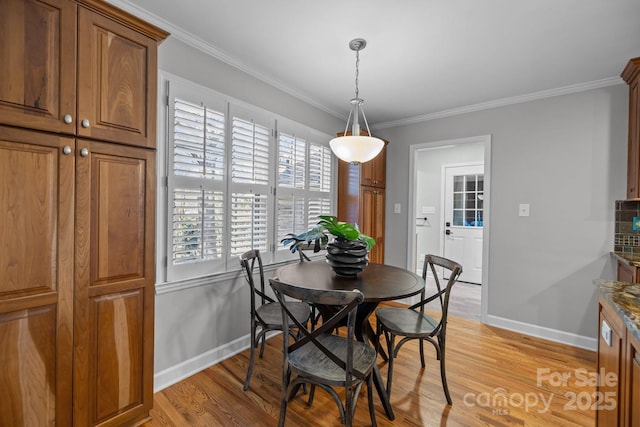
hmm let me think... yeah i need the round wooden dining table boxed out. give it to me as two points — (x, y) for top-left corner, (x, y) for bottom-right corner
(275, 260), (425, 420)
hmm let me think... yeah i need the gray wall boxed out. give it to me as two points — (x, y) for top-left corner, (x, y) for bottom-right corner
(376, 84), (628, 341)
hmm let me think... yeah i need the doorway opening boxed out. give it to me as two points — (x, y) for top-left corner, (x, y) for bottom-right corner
(407, 135), (491, 323)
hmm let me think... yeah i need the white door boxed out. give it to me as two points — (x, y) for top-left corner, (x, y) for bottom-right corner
(443, 164), (484, 284)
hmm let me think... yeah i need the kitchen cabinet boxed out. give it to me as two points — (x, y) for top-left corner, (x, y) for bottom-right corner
(337, 139), (388, 264)
(0, 0), (162, 148)
(617, 260), (638, 283)
(0, 1), (167, 426)
(360, 143), (387, 188)
(597, 294), (626, 426)
(0, 126), (75, 426)
(622, 57), (640, 199)
(597, 288), (640, 427)
(626, 332), (640, 427)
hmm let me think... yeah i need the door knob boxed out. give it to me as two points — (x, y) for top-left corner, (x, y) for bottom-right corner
(63, 114), (73, 124)
(80, 148), (89, 157)
(81, 119), (90, 128)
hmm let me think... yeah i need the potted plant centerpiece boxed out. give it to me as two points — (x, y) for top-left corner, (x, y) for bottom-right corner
(281, 215), (375, 276)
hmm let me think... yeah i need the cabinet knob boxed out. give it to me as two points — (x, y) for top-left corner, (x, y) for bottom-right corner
(80, 147), (89, 157)
(63, 114), (73, 124)
(63, 145), (72, 155)
(81, 119), (91, 128)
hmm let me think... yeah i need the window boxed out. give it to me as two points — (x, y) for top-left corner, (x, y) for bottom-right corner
(163, 76), (334, 282)
(452, 174), (484, 227)
(274, 120), (334, 262)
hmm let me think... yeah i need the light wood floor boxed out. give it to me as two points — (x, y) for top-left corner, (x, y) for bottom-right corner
(144, 310), (596, 426)
(438, 281), (482, 322)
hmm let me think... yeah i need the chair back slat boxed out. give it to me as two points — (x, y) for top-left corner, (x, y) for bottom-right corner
(410, 254), (463, 331)
(269, 278), (366, 379)
(239, 249), (275, 308)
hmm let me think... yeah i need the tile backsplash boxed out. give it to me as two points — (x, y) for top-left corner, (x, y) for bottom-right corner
(615, 200), (640, 253)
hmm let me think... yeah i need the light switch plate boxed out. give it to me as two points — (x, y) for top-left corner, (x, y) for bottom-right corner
(394, 203), (401, 214)
(519, 203), (530, 217)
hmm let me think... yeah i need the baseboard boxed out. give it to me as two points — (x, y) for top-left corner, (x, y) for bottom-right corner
(153, 331), (278, 392)
(486, 315), (597, 352)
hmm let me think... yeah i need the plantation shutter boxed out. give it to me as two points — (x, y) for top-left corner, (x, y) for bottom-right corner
(229, 107), (273, 259)
(307, 142), (333, 227)
(168, 86), (227, 281)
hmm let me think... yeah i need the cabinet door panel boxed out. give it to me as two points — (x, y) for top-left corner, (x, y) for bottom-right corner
(77, 7), (157, 148)
(0, 0), (76, 134)
(597, 310), (624, 426)
(361, 143), (386, 188)
(0, 126), (74, 426)
(627, 335), (640, 427)
(74, 139), (155, 426)
(360, 187), (385, 264)
(92, 289), (144, 424)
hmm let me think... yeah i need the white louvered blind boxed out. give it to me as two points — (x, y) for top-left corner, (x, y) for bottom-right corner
(171, 98), (226, 273)
(307, 197), (332, 229)
(172, 189), (224, 263)
(230, 193), (269, 255)
(174, 99), (225, 180)
(231, 117), (270, 185)
(164, 75), (334, 280)
(278, 132), (306, 189)
(309, 143), (332, 192)
(276, 195), (306, 251)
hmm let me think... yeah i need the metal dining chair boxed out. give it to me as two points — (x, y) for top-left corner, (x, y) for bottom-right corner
(269, 278), (377, 427)
(375, 254), (463, 404)
(239, 249), (311, 391)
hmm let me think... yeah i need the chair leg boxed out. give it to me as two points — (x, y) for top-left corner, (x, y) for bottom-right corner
(384, 331), (395, 399)
(439, 338), (452, 405)
(344, 385), (353, 427)
(243, 323), (257, 391)
(419, 338), (425, 368)
(367, 374), (377, 427)
(278, 368), (291, 427)
(259, 332), (267, 357)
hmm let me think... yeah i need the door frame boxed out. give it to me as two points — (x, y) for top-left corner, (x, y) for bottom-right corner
(407, 135), (491, 323)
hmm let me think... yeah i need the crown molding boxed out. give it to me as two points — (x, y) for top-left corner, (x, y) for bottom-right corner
(372, 76), (624, 130)
(105, 1), (624, 132)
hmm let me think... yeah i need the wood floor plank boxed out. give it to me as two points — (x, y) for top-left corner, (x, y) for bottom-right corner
(143, 310), (596, 426)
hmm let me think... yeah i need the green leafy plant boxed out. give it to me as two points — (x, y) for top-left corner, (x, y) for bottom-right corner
(280, 215), (375, 254)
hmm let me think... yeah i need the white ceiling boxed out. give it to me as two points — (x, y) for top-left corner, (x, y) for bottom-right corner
(110, 0), (640, 128)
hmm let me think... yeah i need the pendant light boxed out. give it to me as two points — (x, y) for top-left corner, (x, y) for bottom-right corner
(329, 38), (384, 164)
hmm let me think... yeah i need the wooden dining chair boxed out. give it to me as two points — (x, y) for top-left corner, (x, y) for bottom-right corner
(239, 249), (311, 391)
(269, 278), (377, 427)
(375, 254), (462, 404)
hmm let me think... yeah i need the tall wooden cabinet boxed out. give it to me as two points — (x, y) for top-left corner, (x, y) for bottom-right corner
(337, 141), (387, 264)
(0, 1), (167, 426)
(622, 57), (640, 200)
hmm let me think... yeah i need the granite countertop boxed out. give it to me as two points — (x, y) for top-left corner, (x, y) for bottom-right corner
(595, 279), (640, 343)
(613, 251), (640, 267)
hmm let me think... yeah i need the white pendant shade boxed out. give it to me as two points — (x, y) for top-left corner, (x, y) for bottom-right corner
(329, 134), (384, 164)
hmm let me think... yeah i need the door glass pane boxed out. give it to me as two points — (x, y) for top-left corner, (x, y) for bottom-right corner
(451, 173), (484, 228)
(453, 193), (463, 209)
(453, 210), (463, 226)
(453, 176), (464, 192)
